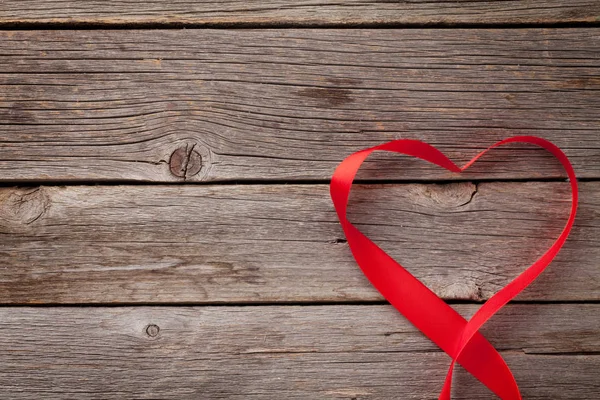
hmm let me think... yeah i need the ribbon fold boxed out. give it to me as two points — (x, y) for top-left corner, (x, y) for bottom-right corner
(330, 136), (577, 399)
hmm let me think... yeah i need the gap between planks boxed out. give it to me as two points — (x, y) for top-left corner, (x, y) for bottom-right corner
(0, 176), (585, 188)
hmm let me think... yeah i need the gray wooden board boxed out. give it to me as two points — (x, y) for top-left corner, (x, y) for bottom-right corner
(0, 304), (597, 399)
(0, 181), (595, 304)
(0, 29), (599, 182)
(0, 1), (598, 26)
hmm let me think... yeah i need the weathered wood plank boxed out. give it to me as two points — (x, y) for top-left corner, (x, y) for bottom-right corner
(0, 304), (597, 399)
(0, 29), (599, 182)
(0, 1), (598, 26)
(0, 181), (595, 303)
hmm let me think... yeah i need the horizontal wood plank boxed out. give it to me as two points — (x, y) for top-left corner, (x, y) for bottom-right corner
(0, 181), (595, 303)
(0, 1), (599, 26)
(0, 304), (597, 398)
(0, 29), (599, 182)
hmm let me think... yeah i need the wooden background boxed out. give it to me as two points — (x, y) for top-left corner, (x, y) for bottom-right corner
(0, 1), (599, 399)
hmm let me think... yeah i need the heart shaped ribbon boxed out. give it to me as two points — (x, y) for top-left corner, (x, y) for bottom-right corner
(330, 136), (578, 399)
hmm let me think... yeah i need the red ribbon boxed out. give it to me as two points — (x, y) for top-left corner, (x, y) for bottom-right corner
(330, 136), (577, 399)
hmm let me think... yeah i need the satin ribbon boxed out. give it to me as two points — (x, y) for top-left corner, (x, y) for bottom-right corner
(330, 136), (577, 399)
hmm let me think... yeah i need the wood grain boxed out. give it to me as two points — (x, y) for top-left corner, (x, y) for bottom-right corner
(0, 1), (598, 26)
(1, 29), (599, 182)
(0, 304), (597, 399)
(0, 181), (594, 304)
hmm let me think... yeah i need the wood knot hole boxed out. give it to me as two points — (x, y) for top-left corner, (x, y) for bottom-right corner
(145, 324), (160, 338)
(169, 144), (202, 179)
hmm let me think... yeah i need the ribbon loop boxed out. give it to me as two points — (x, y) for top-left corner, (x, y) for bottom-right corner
(330, 136), (577, 399)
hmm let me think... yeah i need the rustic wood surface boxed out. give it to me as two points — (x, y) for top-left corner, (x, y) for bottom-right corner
(0, 181), (594, 304)
(1, 3), (599, 398)
(1, 29), (600, 182)
(1, 1), (599, 26)
(0, 304), (597, 399)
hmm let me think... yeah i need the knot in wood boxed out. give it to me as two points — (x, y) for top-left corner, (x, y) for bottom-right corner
(169, 144), (202, 179)
(0, 187), (50, 225)
(145, 324), (160, 338)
